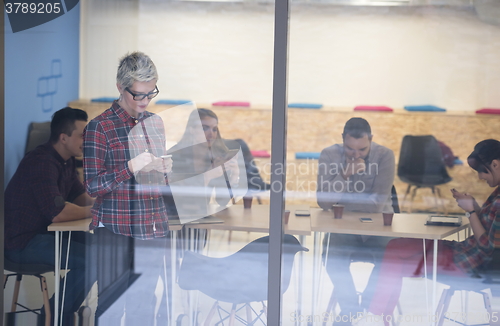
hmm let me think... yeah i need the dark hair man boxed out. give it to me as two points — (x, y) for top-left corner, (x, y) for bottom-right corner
(316, 117), (395, 325)
(5, 107), (96, 325)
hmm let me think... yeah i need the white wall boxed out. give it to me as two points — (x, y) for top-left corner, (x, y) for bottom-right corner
(80, 2), (500, 111)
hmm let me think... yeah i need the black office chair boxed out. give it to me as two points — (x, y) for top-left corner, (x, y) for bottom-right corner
(3, 259), (54, 326)
(25, 121), (51, 155)
(398, 135), (452, 213)
(434, 250), (500, 326)
(225, 138), (271, 198)
(177, 234), (308, 326)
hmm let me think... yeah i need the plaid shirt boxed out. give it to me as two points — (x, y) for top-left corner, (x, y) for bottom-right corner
(5, 143), (85, 250)
(83, 101), (170, 239)
(453, 187), (500, 272)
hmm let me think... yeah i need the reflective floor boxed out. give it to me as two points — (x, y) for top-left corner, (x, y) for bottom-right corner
(90, 228), (497, 326)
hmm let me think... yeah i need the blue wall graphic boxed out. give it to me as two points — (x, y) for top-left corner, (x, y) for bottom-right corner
(37, 59), (63, 112)
(4, 4), (80, 186)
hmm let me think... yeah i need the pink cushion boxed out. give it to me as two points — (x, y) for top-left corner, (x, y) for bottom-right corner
(251, 150), (270, 158)
(212, 101), (250, 107)
(354, 106), (393, 112)
(476, 108), (500, 115)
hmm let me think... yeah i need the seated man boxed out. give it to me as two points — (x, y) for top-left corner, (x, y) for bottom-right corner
(317, 117), (395, 325)
(4, 107), (96, 325)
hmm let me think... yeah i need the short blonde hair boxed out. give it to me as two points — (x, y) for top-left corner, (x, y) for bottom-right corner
(116, 52), (158, 89)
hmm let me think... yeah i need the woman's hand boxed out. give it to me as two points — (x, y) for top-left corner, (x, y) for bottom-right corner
(451, 188), (477, 212)
(129, 153), (172, 174)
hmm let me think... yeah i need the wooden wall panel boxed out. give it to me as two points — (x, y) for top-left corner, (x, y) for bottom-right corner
(71, 100), (500, 213)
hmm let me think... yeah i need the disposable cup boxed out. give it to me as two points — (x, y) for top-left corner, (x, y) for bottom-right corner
(284, 210), (290, 224)
(383, 212), (394, 226)
(243, 196), (253, 209)
(332, 205), (344, 219)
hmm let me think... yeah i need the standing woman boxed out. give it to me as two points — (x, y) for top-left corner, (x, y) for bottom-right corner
(358, 139), (500, 326)
(84, 51), (172, 238)
(83, 52), (173, 325)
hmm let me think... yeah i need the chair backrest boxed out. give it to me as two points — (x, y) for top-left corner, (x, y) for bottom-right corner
(178, 234), (307, 304)
(25, 121), (51, 155)
(225, 138), (270, 192)
(397, 135), (451, 187)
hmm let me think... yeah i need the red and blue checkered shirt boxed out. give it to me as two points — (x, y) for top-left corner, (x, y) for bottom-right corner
(453, 187), (500, 272)
(83, 101), (170, 239)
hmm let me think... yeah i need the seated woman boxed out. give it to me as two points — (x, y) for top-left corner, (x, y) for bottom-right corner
(358, 139), (500, 326)
(165, 108), (244, 222)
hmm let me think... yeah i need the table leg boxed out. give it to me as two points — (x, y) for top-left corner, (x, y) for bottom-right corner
(60, 231), (72, 326)
(432, 239), (438, 325)
(312, 231), (323, 324)
(297, 235), (305, 326)
(55, 231), (60, 326)
(170, 230), (177, 326)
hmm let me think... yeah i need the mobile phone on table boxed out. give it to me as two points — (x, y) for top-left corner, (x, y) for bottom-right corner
(359, 217), (373, 223)
(295, 210), (310, 216)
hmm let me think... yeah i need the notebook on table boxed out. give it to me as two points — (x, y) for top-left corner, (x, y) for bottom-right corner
(425, 215), (462, 227)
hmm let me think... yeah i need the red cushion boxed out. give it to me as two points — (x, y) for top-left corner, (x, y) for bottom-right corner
(212, 101), (250, 107)
(476, 108), (500, 115)
(251, 150), (270, 158)
(354, 106), (393, 112)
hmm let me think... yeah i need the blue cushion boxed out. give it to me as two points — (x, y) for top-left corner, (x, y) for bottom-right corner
(91, 97), (116, 103)
(404, 105), (446, 112)
(295, 152), (321, 159)
(288, 103), (323, 109)
(156, 99), (192, 105)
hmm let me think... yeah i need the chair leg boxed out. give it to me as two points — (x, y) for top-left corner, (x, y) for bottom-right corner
(392, 301), (403, 326)
(410, 186), (419, 213)
(246, 303), (252, 324)
(438, 288), (454, 326)
(256, 196), (262, 205)
(11, 274), (22, 312)
(482, 292), (492, 320)
(40, 276), (52, 326)
(434, 287), (448, 325)
(402, 185), (412, 212)
(204, 301), (218, 326)
(261, 302), (267, 318)
(229, 303), (237, 326)
(323, 290), (337, 326)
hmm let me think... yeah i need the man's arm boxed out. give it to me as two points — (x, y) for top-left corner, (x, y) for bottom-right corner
(317, 146), (349, 210)
(363, 149), (395, 212)
(51, 202), (92, 223)
(72, 192), (95, 207)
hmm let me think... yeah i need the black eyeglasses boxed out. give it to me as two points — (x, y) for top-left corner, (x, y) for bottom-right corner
(125, 86), (159, 101)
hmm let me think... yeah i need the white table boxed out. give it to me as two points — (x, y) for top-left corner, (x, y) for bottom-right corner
(310, 209), (470, 324)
